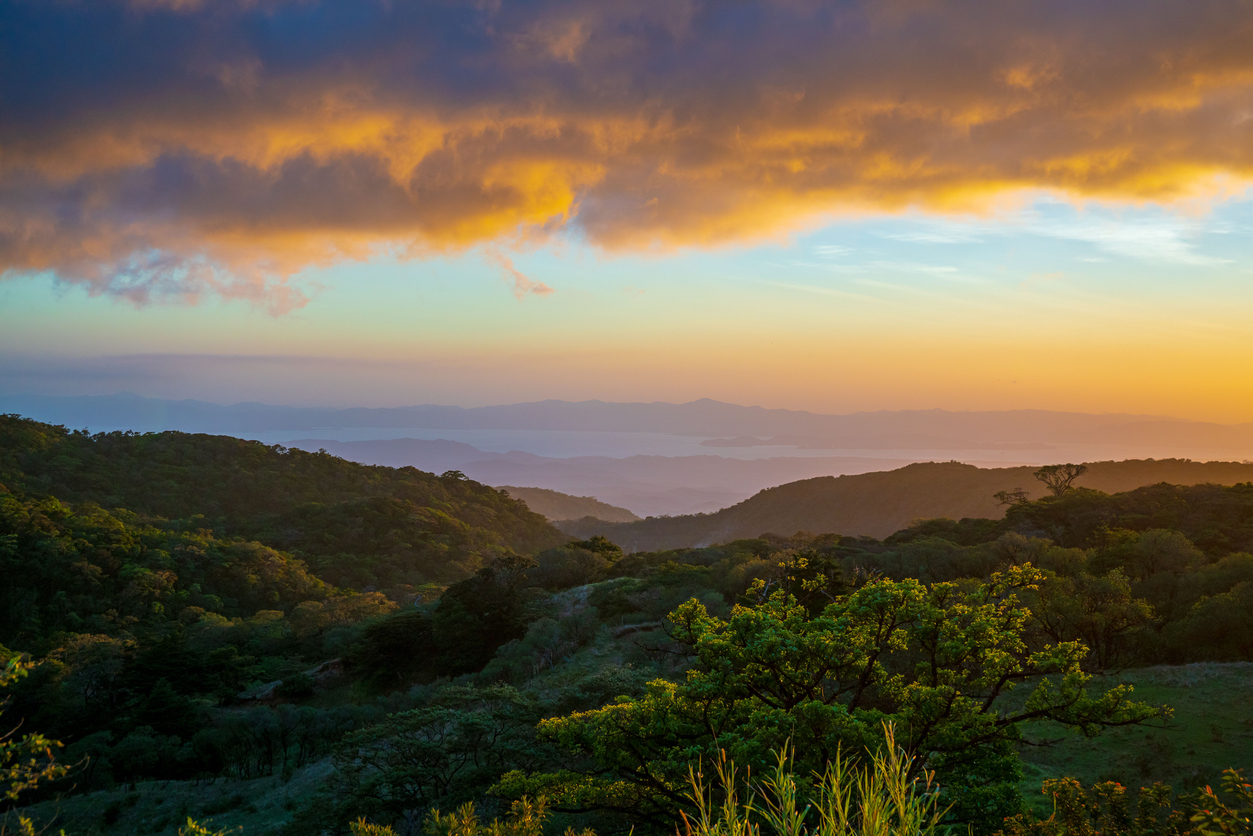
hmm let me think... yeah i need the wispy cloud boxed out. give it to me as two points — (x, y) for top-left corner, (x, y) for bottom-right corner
(484, 252), (555, 300)
(1035, 219), (1232, 266)
(868, 261), (961, 275)
(879, 230), (983, 245)
(770, 281), (873, 301)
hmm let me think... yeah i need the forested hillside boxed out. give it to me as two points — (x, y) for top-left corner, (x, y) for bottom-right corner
(0, 413), (571, 820)
(0, 415), (565, 589)
(562, 458), (1253, 550)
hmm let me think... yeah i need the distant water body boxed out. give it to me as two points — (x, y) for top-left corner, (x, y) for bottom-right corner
(8, 420), (1233, 467)
(250, 428), (825, 460)
(246, 427), (1047, 465)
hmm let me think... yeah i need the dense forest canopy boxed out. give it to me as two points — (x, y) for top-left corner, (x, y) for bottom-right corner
(0, 415), (565, 592)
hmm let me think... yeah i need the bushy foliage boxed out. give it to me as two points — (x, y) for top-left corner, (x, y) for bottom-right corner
(997, 768), (1253, 836)
(333, 728), (947, 836)
(0, 414), (573, 794)
(1, 657), (67, 803)
(309, 686), (555, 829)
(0, 489), (330, 648)
(515, 567), (1161, 833)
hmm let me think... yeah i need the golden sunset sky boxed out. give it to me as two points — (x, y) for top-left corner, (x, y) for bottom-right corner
(3, 0), (1253, 419)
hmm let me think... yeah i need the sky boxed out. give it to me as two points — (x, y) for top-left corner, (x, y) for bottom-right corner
(3, 0), (1253, 422)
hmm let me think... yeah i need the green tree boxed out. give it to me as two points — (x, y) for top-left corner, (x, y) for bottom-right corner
(2, 656), (69, 801)
(433, 555), (538, 674)
(519, 567), (1162, 833)
(568, 536), (623, 558)
(995, 488), (1031, 507)
(1164, 582), (1253, 661)
(738, 548), (848, 616)
(1026, 570), (1155, 671)
(348, 610), (435, 689)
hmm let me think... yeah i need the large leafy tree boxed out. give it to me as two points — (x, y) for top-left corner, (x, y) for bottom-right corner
(433, 554), (539, 675)
(521, 567), (1162, 833)
(1026, 569), (1155, 671)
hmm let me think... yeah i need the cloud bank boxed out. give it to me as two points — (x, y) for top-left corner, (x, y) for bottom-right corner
(2, 0), (1253, 308)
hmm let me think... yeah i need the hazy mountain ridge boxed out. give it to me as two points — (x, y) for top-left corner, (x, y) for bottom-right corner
(497, 486), (641, 523)
(13, 392), (1253, 518)
(288, 437), (922, 516)
(560, 459), (1253, 551)
(8, 392), (1253, 451)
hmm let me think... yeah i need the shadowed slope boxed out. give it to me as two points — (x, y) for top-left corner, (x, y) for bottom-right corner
(497, 486), (640, 523)
(562, 459), (1253, 551)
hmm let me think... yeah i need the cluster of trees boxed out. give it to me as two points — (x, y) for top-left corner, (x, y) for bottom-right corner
(0, 491), (332, 644)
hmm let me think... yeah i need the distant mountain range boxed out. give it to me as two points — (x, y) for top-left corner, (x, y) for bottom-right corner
(558, 459), (1253, 551)
(7, 392), (1253, 452)
(8, 392), (1253, 518)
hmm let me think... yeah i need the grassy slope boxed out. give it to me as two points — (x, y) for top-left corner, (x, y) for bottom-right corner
(566, 459), (1253, 551)
(1017, 663), (1253, 813)
(16, 761), (334, 836)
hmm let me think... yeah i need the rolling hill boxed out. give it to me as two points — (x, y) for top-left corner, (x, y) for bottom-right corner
(0, 414), (567, 588)
(560, 458), (1253, 551)
(497, 486), (640, 522)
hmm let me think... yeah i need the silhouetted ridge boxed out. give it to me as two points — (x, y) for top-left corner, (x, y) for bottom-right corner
(560, 458), (1253, 551)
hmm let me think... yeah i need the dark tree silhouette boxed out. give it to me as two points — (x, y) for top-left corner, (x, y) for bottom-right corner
(1033, 464), (1089, 496)
(994, 488), (1031, 507)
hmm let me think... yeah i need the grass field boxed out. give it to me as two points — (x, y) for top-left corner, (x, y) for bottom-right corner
(1016, 663), (1253, 813)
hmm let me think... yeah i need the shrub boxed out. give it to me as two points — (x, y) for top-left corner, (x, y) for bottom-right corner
(276, 673), (315, 699)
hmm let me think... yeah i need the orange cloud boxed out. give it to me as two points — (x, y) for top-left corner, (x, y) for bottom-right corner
(2, 0), (1253, 307)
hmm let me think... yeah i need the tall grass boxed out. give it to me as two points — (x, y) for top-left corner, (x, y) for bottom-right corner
(307, 724), (949, 836)
(681, 725), (949, 836)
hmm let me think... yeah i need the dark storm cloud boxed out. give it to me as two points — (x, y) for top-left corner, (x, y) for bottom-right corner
(2, 0), (1252, 308)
